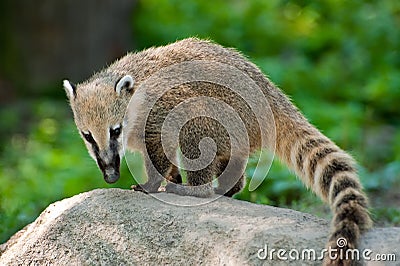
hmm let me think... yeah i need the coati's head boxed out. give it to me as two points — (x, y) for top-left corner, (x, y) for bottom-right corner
(63, 74), (135, 184)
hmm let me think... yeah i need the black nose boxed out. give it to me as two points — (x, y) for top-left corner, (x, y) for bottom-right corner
(103, 168), (119, 184)
(103, 170), (120, 184)
(97, 154), (121, 184)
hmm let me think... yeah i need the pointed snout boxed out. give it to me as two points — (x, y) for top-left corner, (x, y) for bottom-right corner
(103, 167), (120, 184)
(97, 153), (121, 184)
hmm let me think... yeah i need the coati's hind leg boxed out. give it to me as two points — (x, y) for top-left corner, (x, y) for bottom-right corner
(165, 160), (216, 197)
(214, 157), (246, 197)
(165, 129), (216, 197)
(215, 174), (245, 197)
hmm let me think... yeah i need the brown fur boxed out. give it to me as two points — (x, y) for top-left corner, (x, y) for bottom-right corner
(65, 38), (372, 265)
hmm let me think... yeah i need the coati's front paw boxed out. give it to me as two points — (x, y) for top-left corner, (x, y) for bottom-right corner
(131, 182), (161, 193)
(131, 184), (149, 193)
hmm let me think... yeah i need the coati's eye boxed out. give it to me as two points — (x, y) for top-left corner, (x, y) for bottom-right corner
(81, 131), (95, 144)
(110, 124), (122, 138)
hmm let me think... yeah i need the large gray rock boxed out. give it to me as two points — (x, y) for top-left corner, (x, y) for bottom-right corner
(0, 189), (399, 265)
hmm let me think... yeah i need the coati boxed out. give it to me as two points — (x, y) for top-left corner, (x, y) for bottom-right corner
(64, 38), (372, 265)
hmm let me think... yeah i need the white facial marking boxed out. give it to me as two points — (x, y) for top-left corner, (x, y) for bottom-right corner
(112, 124), (121, 130)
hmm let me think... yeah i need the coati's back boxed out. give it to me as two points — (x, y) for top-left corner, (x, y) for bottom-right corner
(65, 38), (372, 265)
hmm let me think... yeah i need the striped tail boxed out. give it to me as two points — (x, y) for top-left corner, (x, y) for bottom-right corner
(230, 54), (372, 264)
(274, 115), (372, 265)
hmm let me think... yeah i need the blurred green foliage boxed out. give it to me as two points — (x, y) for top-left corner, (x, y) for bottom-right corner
(1, 0), (400, 243)
(0, 101), (136, 242)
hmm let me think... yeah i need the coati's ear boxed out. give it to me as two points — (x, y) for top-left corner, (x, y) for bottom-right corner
(115, 75), (134, 95)
(63, 80), (77, 99)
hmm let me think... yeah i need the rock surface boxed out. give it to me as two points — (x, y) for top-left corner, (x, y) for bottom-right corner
(0, 189), (399, 265)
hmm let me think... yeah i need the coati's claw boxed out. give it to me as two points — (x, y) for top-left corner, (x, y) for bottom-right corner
(132, 181), (162, 193)
(158, 186), (166, 192)
(131, 184), (148, 194)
